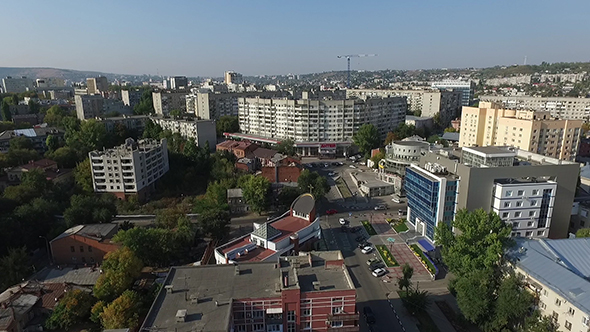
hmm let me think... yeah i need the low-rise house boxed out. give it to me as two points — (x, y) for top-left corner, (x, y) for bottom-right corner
(227, 188), (249, 214)
(216, 140), (258, 159)
(260, 156), (302, 184)
(0, 127), (64, 153)
(50, 224), (121, 265)
(3, 159), (72, 186)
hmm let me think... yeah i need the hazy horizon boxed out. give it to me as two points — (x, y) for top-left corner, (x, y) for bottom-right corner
(2, 0), (589, 77)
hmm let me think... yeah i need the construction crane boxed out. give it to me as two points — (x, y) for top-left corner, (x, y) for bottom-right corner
(337, 54), (377, 88)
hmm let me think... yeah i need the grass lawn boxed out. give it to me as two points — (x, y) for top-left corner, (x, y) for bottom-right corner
(335, 177), (352, 199)
(393, 222), (408, 232)
(410, 244), (437, 275)
(376, 244), (399, 267)
(361, 220), (377, 235)
(398, 291), (441, 332)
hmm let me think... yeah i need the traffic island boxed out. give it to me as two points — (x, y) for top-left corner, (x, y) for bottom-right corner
(376, 245), (399, 267)
(361, 220), (377, 235)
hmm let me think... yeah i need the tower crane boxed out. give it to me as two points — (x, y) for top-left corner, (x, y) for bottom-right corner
(336, 54), (377, 88)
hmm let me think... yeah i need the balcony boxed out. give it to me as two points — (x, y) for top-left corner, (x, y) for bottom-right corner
(327, 313), (359, 322)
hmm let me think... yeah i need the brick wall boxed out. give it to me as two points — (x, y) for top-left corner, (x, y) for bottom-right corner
(261, 166), (301, 183)
(50, 235), (121, 265)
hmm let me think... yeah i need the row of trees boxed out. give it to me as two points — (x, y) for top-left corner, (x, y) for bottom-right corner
(435, 209), (558, 332)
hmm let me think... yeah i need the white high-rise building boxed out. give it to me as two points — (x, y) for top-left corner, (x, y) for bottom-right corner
(89, 138), (169, 200)
(431, 80), (475, 106)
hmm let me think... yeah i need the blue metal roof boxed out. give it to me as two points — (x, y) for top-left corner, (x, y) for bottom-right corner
(508, 238), (590, 314)
(418, 238), (435, 252)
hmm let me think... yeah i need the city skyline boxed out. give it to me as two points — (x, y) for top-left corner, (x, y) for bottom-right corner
(2, 0), (589, 77)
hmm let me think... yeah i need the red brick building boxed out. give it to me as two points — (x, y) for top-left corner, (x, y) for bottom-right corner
(578, 138), (590, 157)
(50, 224), (120, 265)
(216, 140), (258, 159)
(142, 251), (359, 332)
(260, 156), (302, 183)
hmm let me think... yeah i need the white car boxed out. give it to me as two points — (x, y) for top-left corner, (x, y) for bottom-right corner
(339, 218), (346, 225)
(349, 165), (356, 169)
(372, 268), (387, 277)
(328, 171), (335, 176)
(361, 246), (373, 254)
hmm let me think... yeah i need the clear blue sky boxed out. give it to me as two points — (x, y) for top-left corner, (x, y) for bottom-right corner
(2, 0), (589, 77)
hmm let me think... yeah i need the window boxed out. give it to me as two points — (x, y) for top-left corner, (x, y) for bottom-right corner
(564, 320), (572, 330)
(79, 246), (84, 253)
(512, 222), (519, 228)
(537, 230), (544, 236)
(539, 301), (546, 310)
(552, 311), (559, 322)
(583, 316), (589, 326)
(88, 246), (92, 252)
(253, 310), (263, 319)
(504, 202), (510, 208)
(530, 200), (537, 206)
(332, 307), (343, 314)
(267, 325), (281, 332)
(526, 231), (532, 237)
(302, 322), (311, 330)
(518, 190), (524, 196)
(287, 310), (295, 322)
(516, 201), (523, 207)
(506, 190), (513, 197)
(331, 321), (343, 328)
(555, 299), (562, 306)
(515, 212), (522, 218)
(533, 189), (539, 195)
(287, 323), (295, 332)
(302, 308), (311, 316)
(543, 289), (548, 297)
(236, 326), (246, 332)
(253, 324), (264, 331)
(502, 212), (509, 218)
(568, 307), (575, 315)
(527, 221), (533, 227)
(529, 211), (535, 217)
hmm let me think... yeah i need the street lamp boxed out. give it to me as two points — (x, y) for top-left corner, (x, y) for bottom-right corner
(39, 236), (53, 265)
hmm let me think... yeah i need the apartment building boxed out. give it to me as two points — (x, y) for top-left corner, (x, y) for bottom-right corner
(35, 78), (65, 88)
(431, 80), (475, 106)
(480, 95), (590, 120)
(149, 116), (216, 150)
(121, 89), (143, 109)
(75, 94), (104, 120)
(88, 138), (169, 200)
(404, 146), (579, 241)
(97, 115), (149, 133)
(188, 90), (289, 120)
(169, 76), (188, 90)
(459, 102), (583, 161)
(347, 88), (462, 127)
(142, 251), (358, 332)
(224, 71), (243, 84)
(86, 76), (108, 95)
(508, 238), (590, 332)
(50, 223), (120, 265)
(215, 193), (321, 265)
(540, 72), (587, 83)
(2, 76), (34, 93)
(152, 90), (188, 115)
(238, 95), (406, 144)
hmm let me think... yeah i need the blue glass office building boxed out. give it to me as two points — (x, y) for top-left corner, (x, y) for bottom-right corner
(405, 164), (458, 242)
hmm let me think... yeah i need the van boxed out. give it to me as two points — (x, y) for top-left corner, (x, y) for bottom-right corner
(392, 196), (402, 204)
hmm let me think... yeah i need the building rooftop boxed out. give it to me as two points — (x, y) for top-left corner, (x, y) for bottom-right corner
(89, 138), (165, 157)
(508, 238), (590, 314)
(142, 251), (352, 332)
(226, 188), (243, 199)
(51, 223), (119, 243)
(291, 193), (315, 215)
(252, 147), (278, 160)
(494, 178), (554, 185)
(251, 223), (281, 240)
(462, 146), (517, 158)
(441, 132), (460, 142)
(32, 266), (101, 286)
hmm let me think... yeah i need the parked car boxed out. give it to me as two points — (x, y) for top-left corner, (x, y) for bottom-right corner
(392, 196), (402, 203)
(360, 161), (366, 166)
(358, 241), (371, 248)
(372, 268), (387, 278)
(363, 306), (376, 324)
(361, 246), (373, 254)
(339, 218), (347, 225)
(366, 258), (379, 265)
(374, 204), (387, 210)
(370, 262), (386, 271)
(349, 165), (356, 169)
(338, 162), (344, 166)
(326, 209), (337, 215)
(398, 209), (405, 216)
(328, 171), (336, 176)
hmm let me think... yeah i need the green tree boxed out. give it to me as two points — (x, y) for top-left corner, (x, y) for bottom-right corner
(46, 134), (60, 152)
(74, 158), (94, 193)
(277, 186), (303, 209)
(216, 115), (240, 136)
(397, 263), (413, 292)
(44, 289), (95, 330)
(521, 314), (558, 332)
(11, 94), (19, 105)
(43, 105), (69, 127)
(66, 119), (107, 155)
(384, 131), (397, 145)
(297, 169), (330, 200)
(46, 146), (79, 168)
(0, 247), (32, 290)
(199, 207), (231, 240)
(1, 100), (11, 122)
(400, 287), (430, 316)
(93, 247), (143, 301)
(9, 136), (34, 150)
(241, 174), (271, 214)
(277, 138), (295, 156)
(353, 124), (380, 158)
(142, 119), (163, 139)
(576, 228), (590, 238)
(444, 127), (457, 133)
(90, 301), (107, 323)
(169, 109), (182, 117)
(492, 274), (535, 331)
(28, 99), (40, 114)
(133, 90), (154, 115)
(63, 194), (117, 227)
(99, 290), (141, 330)
(392, 123), (416, 140)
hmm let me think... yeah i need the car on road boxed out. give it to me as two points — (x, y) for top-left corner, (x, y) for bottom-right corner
(361, 245), (373, 254)
(355, 236), (366, 243)
(374, 204), (387, 210)
(349, 165), (356, 168)
(338, 162), (344, 166)
(366, 257), (379, 265)
(363, 306), (376, 324)
(326, 209), (337, 215)
(339, 218), (347, 225)
(328, 171), (336, 176)
(360, 161), (366, 166)
(392, 196), (402, 203)
(358, 241), (371, 248)
(371, 268), (387, 278)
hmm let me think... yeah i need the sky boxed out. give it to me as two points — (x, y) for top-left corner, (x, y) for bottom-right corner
(1, 0), (589, 77)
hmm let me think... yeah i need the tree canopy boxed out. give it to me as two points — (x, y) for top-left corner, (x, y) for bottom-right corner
(45, 289), (95, 330)
(216, 115), (240, 136)
(297, 169), (330, 201)
(353, 123), (380, 158)
(240, 174), (271, 214)
(576, 228), (590, 238)
(93, 247), (143, 301)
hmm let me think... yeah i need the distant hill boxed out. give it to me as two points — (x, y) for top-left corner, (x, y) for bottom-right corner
(0, 67), (161, 84)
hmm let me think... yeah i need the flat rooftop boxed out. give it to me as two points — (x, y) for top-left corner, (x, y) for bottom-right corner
(432, 147), (577, 167)
(142, 251), (352, 332)
(494, 177), (554, 185)
(463, 146), (517, 158)
(220, 236), (276, 263)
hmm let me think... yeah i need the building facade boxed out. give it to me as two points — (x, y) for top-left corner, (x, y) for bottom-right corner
(1, 76), (34, 93)
(459, 102), (583, 161)
(75, 94), (104, 120)
(188, 90), (289, 120)
(121, 89), (143, 109)
(97, 115), (149, 133)
(50, 224), (120, 265)
(88, 138), (169, 200)
(86, 76), (108, 95)
(149, 117), (216, 150)
(480, 95), (590, 121)
(152, 90), (188, 115)
(406, 147), (579, 240)
(238, 95), (406, 144)
(0, 127), (64, 153)
(170, 76), (188, 90)
(224, 71), (243, 85)
(431, 80), (475, 106)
